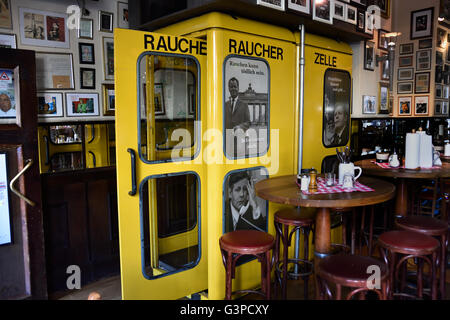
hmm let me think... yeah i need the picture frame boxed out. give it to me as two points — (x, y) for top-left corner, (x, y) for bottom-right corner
(312, 0), (333, 25)
(0, 33), (16, 48)
(442, 101), (449, 115)
(410, 7), (434, 40)
(333, 1), (347, 22)
(80, 68), (95, 89)
(436, 83), (443, 98)
(256, 0), (285, 11)
(356, 9), (365, 32)
(102, 83), (115, 116)
(78, 42), (95, 64)
(287, 0), (310, 14)
(154, 83), (165, 115)
(19, 7), (70, 48)
(397, 68), (414, 81)
(117, 2), (129, 28)
(99, 11), (113, 33)
(443, 85), (450, 99)
(435, 100), (443, 115)
(78, 18), (93, 39)
(397, 82), (413, 94)
(66, 93), (99, 117)
(35, 52), (74, 90)
(437, 27), (447, 49)
(365, 11), (374, 35)
(346, 4), (357, 24)
(0, 0), (12, 29)
(102, 37), (114, 80)
(37, 92), (63, 117)
(447, 37), (450, 63)
(414, 72), (430, 94)
(362, 95), (376, 114)
(416, 49), (431, 71)
(436, 65), (443, 84)
(380, 59), (389, 81)
(414, 95), (429, 116)
(378, 29), (389, 51)
(399, 43), (413, 55)
(444, 65), (450, 85)
(379, 82), (389, 113)
(364, 40), (375, 71)
(398, 56), (413, 67)
(373, 0), (390, 19)
(0, 69), (17, 119)
(352, 0), (367, 7)
(398, 96), (412, 116)
(436, 51), (444, 66)
(418, 38), (432, 49)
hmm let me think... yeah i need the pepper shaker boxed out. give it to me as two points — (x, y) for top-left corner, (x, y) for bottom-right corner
(308, 168), (318, 193)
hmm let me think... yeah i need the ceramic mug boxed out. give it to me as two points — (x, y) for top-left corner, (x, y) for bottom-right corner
(338, 162), (362, 185)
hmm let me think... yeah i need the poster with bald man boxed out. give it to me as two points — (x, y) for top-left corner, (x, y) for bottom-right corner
(322, 69), (351, 147)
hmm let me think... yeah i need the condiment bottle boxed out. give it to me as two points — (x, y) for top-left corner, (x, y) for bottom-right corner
(308, 168), (318, 193)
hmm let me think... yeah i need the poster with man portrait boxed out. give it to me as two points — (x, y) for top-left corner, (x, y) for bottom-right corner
(322, 69), (351, 147)
(223, 168), (268, 234)
(223, 56), (269, 159)
(0, 69), (16, 118)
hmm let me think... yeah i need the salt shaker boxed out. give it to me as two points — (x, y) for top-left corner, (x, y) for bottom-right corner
(300, 174), (309, 191)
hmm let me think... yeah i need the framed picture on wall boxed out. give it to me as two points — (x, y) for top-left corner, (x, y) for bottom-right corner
(381, 60), (389, 81)
(364, 40), (375, 71)
(378, 29), (389, 51)
(66, 93), (99, 116)
(399, 43), (413, 55)
(365, 11), (374, 35)
(99, 11), (113, 32)
(35, 52), (74, 90)
(362, 95), (376, 114)
(416, 49), (431, 71)
(436, 83), (443, 98)
(333, 1), (347, 22)
(398, 56), (413, 67)
(102, 83), (115, 116)
(373, 0), (390, 19)
(154, 83), (165, 115)
(0, 33), (16, 48)
(78, 43), (95, 64)
(346, 5), (357, 24)
(356, 9), (365, 32)
(102, 37), (114, 80)
(435, 100), (443, 115)
(312, 0), (333, 24)
(414, 72), (430, 93)
(397, 82), (413, 94)
(37, 92), (63, 117)
(287, 0), (310, 14)
(436, 51), (444, 66)
(418, 38), (432, 49)
(19, 8), (70, 48)
(397, 68), (414, 81)
(379, 82), (389, 113)
(0, 0), (12, 29)
(80, 68), (95, 89)
(398, 96), (412, 116)
(256, 0), (285, 11)
(414, 96), (429, 116)
(437, 28), (447, 49)
(410, 7), (434, 40)
(117, 2), (129, 28)
(78, 18), (93, 39)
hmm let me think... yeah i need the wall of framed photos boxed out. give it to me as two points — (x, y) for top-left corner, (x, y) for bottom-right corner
(0, 0), (129, 123)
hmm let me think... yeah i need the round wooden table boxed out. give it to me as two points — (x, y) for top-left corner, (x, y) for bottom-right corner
(255, 175), (396, 256)
(355, 159), (450, 217)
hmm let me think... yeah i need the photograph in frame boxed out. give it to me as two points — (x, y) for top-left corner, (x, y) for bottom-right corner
(362, 95), (376, 114)
(78, 18), (93, 39)
(414, 96), (429, 116)
(79, 43), (95, 64)
(256, 0), (285, 11)
(414, 72), (430, 94)
(398, 96), (412, 115)
(381, 59), (389, 81)
(378, 29), (389, 51)
(373, 0), (390, 19)
(442, 101), (449, 115)
(287, 0), (310, 14)
(80, 68), (95, 89)
(0, 33), (16, 48)
(99, 11), (113, 32)
(66, 93), (99, 116)
(19, 8), (69, 48)
(346, 5), (357, 24)
(0, 68), (16, 118)
(435, 100), (443, 115)
(364, 40), (375, 71)
(0, 0), (12, 29)
(436, 51), (444, 66)
(102, 83), (115, 116)
(102, 37), (114, 80)
(365, 11), (374, 35)
(416, 49), (431, 71)
(444, 85), (450, 99)
(37, 92), (63, 117)
(399, 43), (413, 55)
(397, 82), (413, 94)
(436, 83), (443, 98)
(117, 2), (129, 28)
(410, 7), (434, 40)
(313, 0), (333, 25)
(379, 82), (389, 113)
(418, 38), (432, 49)
(436, 65), (443, 83)
(437, 28), (447, 49)
(397, 68), (413, 81)
(398, 56), (413, 67)
(154, 83), (165, 115)
(35, 52), (74, 90)
(333, 1), (347, 22)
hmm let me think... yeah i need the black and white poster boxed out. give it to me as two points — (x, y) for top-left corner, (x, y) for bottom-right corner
(223, 56), (269, 159)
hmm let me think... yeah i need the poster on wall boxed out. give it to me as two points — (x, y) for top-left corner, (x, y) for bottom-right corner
(19, 8), (69, 48)
(223, 56), (269, 159)
(0, 153), (11, 245)
(102, 37), (114, 80)
(0, 69), (16, 118)
(322, 69), (351, 148)
(37, 92), (63, 117)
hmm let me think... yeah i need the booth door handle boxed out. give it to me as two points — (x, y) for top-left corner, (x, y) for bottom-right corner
(9, 159), (36, 207)
(127, 148), (137, 196)
(88, 151), (96, 168)
(44, 136), (50, 165)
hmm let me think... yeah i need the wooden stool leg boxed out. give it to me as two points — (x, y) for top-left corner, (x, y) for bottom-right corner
(417, 258), (423, 299)
(440, 233), (447, 299)
(389, 250), (396, 300)
(351, 209), (356, 254)
(303, 227), (310, 300)
(225, 251), (233, 300)
(281, 224), (289, 300)
(265, 250), (271, 300)
(359, 207), (365, 254)
(368, 206), (375, 256)
(274, 222), (281, 298)
(432, 251), (438, 300)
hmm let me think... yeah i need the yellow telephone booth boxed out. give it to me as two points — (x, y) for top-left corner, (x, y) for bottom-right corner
(115, 12), (352, 300)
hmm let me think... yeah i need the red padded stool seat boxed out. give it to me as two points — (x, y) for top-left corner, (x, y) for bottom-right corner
(378, 230), (440, 299)
(395, 216), (448, 299)
(315, 254), (389, 300)
(273, 208), (314, 300)
(219, 230), (274, 300)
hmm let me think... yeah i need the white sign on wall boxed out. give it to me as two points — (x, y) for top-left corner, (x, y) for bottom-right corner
(0, 153), (11, 245)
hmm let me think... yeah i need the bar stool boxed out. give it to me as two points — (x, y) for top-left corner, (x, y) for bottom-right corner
(315, 254), (389, 300)
(395, 216), (448, 299)
(273, 208), (314, 299)
(219, 230), (274, 300)
(378, 230), (440, 300)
